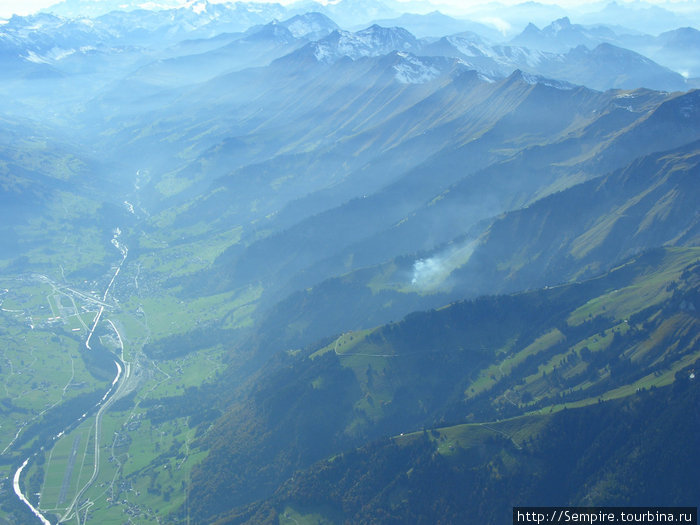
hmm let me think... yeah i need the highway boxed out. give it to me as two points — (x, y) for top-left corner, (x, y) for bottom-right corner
(13, 228), (131, 525)
(60, 360), (126, 524)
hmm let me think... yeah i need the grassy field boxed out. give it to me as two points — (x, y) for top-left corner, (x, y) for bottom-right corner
(39, 426), (93, 512)
(279, 504), (344, 525)
(298, 247), (700, 471)
(117, 284), (261, 342)
(0, 277), (104, 459)
(467, 328), (566, 398)
(29, 272), (233, 522)
(3, 191), (111, 280)
(0, 199), (240, 523)
(136, 225), (243, 278)
(407, 413), (551, 454)
(568, 247), (700, 326)
(27, 331), (225, 524)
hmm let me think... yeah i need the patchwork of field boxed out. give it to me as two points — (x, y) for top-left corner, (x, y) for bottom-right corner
(0, 210), (248, 524)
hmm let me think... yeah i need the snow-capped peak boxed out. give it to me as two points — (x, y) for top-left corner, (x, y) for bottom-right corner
(281, 12), (337, 39)
(308, 24), (419, 64)
(393, 53), (440, 84)
(517, 70), (576, 90)
(549, 17), (571, 35)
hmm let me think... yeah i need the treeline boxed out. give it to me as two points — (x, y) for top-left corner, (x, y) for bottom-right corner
(224, 378), (700, 524)
(12, 388), (105, 450)
(184, 289), (590, 522)
(80, 338), (120, 381)
(179, 250), (699, 523)
(142, 325), (234, 360)
(141, 383), (222, 430)
(187, 350), (361, 520)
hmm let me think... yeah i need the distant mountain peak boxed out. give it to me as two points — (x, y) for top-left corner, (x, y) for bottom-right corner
(550, 17), (571, 31)
(303, 24), (419, 63)
(507, 68), (576, 90)
(511, 16), (603, 53)
(242, 20), (296, 44)
(358, 24), (413, 37)
(392, 52), (441, 84)
(280, 12), (338, 40)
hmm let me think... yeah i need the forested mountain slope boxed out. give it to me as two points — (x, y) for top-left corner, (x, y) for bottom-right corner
(187, 247), (700, 523)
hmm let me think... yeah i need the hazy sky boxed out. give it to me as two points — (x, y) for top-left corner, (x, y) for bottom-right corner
(0, 0), (691, 19)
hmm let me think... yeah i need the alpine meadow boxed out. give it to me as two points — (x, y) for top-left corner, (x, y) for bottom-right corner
(0, 0), (698, 524)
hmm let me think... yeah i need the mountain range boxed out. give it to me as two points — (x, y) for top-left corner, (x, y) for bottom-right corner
(0, 1), (698, 525)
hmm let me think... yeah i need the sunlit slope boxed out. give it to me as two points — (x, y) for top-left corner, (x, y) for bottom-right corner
(238, 138), (700, 365)
(0, 118), (114, 265)
(240, 378), (699, 525)
(264, 88), (697, 292)
(195, 88), (699, 304)
(454, 138), (700, 294)
(64, 52), (699, 331)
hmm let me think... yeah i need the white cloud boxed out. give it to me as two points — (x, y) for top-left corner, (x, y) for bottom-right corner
(0, 0), (684, 19)
(0, 0), (55, 18)
(477, 16), (512, 35)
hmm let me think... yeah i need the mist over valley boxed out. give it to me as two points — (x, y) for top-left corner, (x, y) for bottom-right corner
(0, 1), (698, 523)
